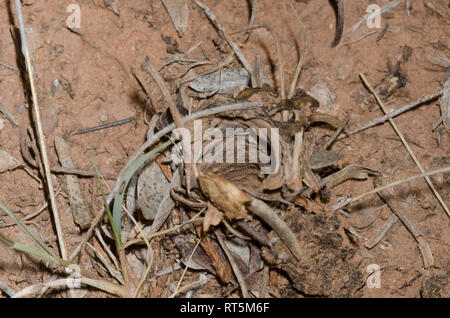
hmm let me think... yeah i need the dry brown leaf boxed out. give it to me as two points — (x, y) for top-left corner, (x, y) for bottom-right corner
(189, 211), (232, 283)
(199, 172), (251, 221)
(203, 202), (224, 232)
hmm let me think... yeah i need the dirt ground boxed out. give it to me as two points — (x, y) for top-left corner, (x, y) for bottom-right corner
(0, 0), (449, 298)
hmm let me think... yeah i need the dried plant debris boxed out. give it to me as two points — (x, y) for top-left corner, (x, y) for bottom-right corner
(199, 172), (251, 221)
(54, 136), (92, 230)
(442, 70), (450, 131)
(0, 149), (21, 173)
(162, 0), (189, 37)
(189, 68), (250, 94)
(263, 206), (363, 297)
(376, 182), (434, 269)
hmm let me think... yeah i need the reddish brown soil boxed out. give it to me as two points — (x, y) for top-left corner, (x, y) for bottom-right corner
(0, 0), (449, 298)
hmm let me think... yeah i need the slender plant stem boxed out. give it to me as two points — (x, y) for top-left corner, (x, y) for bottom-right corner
(360, 73), (449, 218)
(14, 0), (67, 259)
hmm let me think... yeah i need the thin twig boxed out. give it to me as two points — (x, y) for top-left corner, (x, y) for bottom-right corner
(72, 116), (137, 135)
(170, 237), (202, 298)
(0, 61), (19, 72)
(332, 166), (450, 210)
(193, 0), (253, 82)
(338, 30), (377, 48)
(359, 73), (449, 218)
(287, 0), (308, 99)
(0, 102), (19, 126)
(86, 242), (124, 284)
(377, 184), (434, 268)
(214, 229), (249, 298)
(337, 89), (443, 140)
(243, 0), (258, 42)
(14, 0), (67, 259)
(123, 215), (204, 249)
(364, 213), (398, 249)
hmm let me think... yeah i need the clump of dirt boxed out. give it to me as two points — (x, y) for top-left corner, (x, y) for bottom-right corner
(263, 206), (364, 297)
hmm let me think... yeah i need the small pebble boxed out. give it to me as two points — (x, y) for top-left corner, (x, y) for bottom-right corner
(99, 114), (108, 122)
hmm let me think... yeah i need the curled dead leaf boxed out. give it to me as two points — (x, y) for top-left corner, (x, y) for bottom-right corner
(199, 173), (251, 221)
(203, 202), (224, 232)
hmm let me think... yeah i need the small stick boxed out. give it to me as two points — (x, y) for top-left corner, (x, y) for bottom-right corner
(364, 214), (398, 249)
(243, 0), (258, 42)
(214, 229), (249, 298)
(325, 115), (349, 149)
(287, 0), (308, 99)
(14, 0), (67, 260)
(72, 116), (137, 135)
(0, 61), (19, 72)
(332, 166), (450, 210)
(123, 216), (204, 249)
(170, 237), (202, 298)
(86, 242), (124, 284)
(193, 0), (253, 82)
(337, 89), (443, 140)
(338, 30), (377, 48)
(377, 186), (434, 268)
(0, 102), (19, 126)
(359, 73), (449, 218)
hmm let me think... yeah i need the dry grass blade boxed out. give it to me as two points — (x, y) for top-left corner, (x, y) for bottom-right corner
(376, 185), (434, 268)
(360, 73), (449, 218)
(287, 0), (308, 99)
(337, 89), (443, 140)
(364, 214), (398, 249)
(13, 0), (67, 259)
